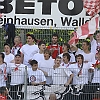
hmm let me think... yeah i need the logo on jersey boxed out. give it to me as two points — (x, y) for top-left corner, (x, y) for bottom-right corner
(0, 69), (3, 74)
(30, 75), (36, 82)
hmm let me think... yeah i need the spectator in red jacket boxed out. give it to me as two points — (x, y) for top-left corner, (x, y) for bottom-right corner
(47, 33), (62, 59)
(0, 87), (8, 100)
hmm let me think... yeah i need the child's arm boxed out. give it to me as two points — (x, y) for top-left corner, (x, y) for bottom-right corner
(64, 74), (73, 87)
(31, 81), (46, 86)
(38, 68), (48, 76)
(38, 81), (46, 85)
(64, 68), (73, 86)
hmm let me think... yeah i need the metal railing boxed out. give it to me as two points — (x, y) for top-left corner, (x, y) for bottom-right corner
(0, 67), (100, 100)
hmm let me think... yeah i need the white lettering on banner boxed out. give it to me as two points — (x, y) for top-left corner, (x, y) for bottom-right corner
(0, 0), (94, 29)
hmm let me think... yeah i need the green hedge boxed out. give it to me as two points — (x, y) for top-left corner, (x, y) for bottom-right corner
(0, 28), (99, 52)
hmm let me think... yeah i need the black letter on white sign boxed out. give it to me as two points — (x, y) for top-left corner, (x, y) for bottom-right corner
(16, 0), (35, 14)
(38, 0), (57, 15)
(58, 0), (83, 15)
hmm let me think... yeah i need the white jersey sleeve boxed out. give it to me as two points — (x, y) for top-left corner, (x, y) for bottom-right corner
(91, 38), (97, 54)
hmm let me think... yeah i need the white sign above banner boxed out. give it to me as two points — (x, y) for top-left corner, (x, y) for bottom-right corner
(0, 0), (98, 29)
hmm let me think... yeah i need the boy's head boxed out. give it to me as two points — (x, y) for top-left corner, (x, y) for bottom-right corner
(62, 43), (70, 52)
(44, 49), (51, 60)
(26, 34), (37, 45)
(14, 36), (21, 46)
(4, 43), (11, 54)
(30, 60), (38, 71)
(15, 54), (21, 64)
(63, 53), (71, 63)
(75, 54), (84, 64)
(54, 56), (61, 66)
(82, 40), (90, 51)
(38, 41), (46, 51)
(0, 87), (8, 96)
(52, 33), (59, 44)
(0, 53), (5, 62)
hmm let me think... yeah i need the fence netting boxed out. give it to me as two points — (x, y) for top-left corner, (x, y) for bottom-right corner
(0, 26), (100, 100)
(0, 27), (100, 52)
(0, 66), (100, 100)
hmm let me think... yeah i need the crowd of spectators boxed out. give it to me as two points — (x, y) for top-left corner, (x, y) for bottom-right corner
(0, 32), (100, 100)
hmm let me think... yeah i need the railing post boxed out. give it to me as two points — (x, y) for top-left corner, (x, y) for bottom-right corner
(24, 66), (27, 100)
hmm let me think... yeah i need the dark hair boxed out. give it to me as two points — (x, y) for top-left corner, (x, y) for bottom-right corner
(62, 43), (70, 50)
(26, 34), (37, 43)
(55, 56), (61, 60)
(15, 54), (21, 57)
(4, 43), (11, 49)
(83, 40), (90, 46)
(0, 87), (7, 94)
(14, 36), (21, 41)
(63, 53), (71, 61)
(30, 60), (38, 66)
(38, 41), (46, 46)
(0, 53), (5, 60)
(52, 33), (59, 38)
(75, 54), (84, 62)
(44, 49), (51, 56)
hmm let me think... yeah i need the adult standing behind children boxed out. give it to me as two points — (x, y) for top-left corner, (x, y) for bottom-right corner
(47, 33), (62, 59)
(20, 34), (39, 67)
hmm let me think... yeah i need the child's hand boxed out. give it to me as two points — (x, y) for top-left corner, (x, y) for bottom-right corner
(31, 82), (38, 86)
